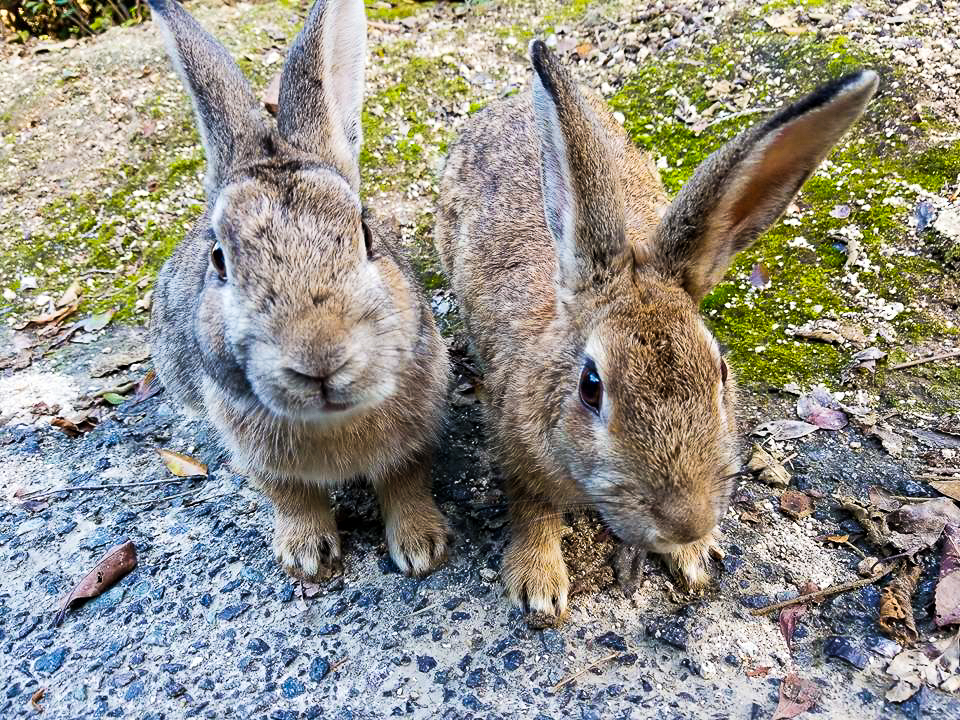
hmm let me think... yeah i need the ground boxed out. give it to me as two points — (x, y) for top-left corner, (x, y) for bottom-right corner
(1, 0), (960, 718)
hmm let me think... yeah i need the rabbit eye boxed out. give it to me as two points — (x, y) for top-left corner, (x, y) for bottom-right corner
(579, 359), (603, 416)
(210, 242), (227, 282)
(720, 358), (728, 384)
(362, 220), (374, 260)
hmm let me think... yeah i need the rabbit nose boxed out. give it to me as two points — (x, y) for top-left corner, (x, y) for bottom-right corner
(282, 356), (349, 390)
(652, 503), (715, 545)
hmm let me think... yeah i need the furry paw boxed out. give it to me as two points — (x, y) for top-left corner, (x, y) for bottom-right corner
(273, 523), (343, 583)
(613, 543), (646, 597)
(662, 532), (720, 590)
(503, 537), (569, 623)
(385, 504), (449, 578)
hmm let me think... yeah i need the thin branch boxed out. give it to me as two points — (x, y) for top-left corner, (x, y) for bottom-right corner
(749, 565), (895, 616)
(23, 476), (202, 500)
(130, 486), (209, 506)
(551, 652), (619, 693)
(889, 349), (960, 370)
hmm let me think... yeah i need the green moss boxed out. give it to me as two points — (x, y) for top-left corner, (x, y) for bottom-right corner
(610, 15), (959, 396)
(365, 0), (425, 24)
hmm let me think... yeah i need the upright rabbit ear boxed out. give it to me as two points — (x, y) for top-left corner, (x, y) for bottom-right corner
(646, 70), (879, 302)
(277, 0), (366, 190)
(148, 0), (264, 198)
(530, 40), (627, 296)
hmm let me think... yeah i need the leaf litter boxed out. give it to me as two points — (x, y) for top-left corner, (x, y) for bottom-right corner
(157, 449), (208, 478)
(54, 540), (137, 626)
(772, 673), (820, 720)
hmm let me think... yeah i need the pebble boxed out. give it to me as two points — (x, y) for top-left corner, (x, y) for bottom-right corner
(824, 636), (868, 670)
(34, 647), (68, 674)
(216, 603), (250, 621)
(309, 657), (330, 682)
(595, 632), (627, 652)
(281, 677), (305, 698)
(465, 668), (485, 688)
(417, 655), (437, 672)
(502, 649), (524, 670)
(248, 638), (269, 655)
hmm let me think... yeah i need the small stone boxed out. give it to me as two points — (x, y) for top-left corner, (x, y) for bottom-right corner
(34, 647), (69, 674)
(417, 655), (437, 673)
(309, 657), (330, 682)
(248, 638), (269, 655)
(465, 668), (484, 689)
(216, 603), (250, 621)
(281, 677), (305, 698)
(824, 635), (868, 670)
(502, 650), (524, 671)
(596, 631), (627, 652)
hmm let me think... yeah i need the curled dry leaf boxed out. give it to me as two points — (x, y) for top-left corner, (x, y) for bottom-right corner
(878, 563), (922, 646)
(887, 498), (960, 556)
(134, 369), (163, 404)
(54, 540), (137, 626)
(772, 673), (820, 720)
(935, 524), (960, 628)
(157, 449), (208, 478)
(56, 278), (81, 308)
(930, 481), (960, 503)
(88, 347), (150, 378)
(866, 424), (904, 458)
(51, 409), (101, 437)
(752, 419), (819, 441)
(745, 665), (771, 677)
(747, 444), (790, 487)
(779, 604), (807, 650)
(13, 297), (81, 330)
(839, 498), (890, 549)
(796, 386), (847, 430)
(886, 631), (960, 702)
(841, 346), (887, 382)
(780, 490), (813, 521)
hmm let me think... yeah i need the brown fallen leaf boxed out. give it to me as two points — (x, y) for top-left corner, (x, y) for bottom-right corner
(134, 369), (163, 404)
(886, 631), (960, 701)
(750, 262), (771, 289)
(752, 419), (819, 441)
(878, 563), (923, 646)
(157, 449), (208, 477)
(54, 540), (137, 626)
(14, 298), (81, 330)
(867, 424), (904, 458)
(574, 42), (592, 59)
(12, 487), (49, 512)
(936, 524), (960, 628)
(840, 498), (891, 549)
(930, 480), (960, 503)
(747, 445), (790, 487)
(263, 72), (281, 114)
(746, 665), (771, 677)
(779, 604), (807, 650)
(51, 410), (100, 437)
(88, 347), (151, 378)
(780, 490), (813, 521)
(772, 672), (820, 719)
(887, 498), (960, 556)
(56, 278), (81, 308)
(31, 687), (45, 712)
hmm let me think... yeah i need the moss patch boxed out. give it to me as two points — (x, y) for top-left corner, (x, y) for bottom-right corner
(610, 16), (959, 401)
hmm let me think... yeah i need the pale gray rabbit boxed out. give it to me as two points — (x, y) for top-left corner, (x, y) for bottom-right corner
(148, 0), (451, 581)
(436, 39), (877, 622)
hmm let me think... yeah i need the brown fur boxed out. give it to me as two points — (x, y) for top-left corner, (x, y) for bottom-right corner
(436, 40), (877, 620)
(149, 0), (451, 582)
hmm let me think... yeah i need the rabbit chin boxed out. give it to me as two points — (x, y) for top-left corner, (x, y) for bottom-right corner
(250, 375), (395, 424)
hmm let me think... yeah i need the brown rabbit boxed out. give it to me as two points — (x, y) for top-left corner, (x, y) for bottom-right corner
(148, 0), (450, 581)
(436, 40), (877, 622)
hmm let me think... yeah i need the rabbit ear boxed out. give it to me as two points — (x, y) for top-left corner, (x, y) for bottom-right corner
(148, 0), (264, 197)
(647, 70), (879, 302)
(530, 40), (626, 295)
(277, 0), (366, 190)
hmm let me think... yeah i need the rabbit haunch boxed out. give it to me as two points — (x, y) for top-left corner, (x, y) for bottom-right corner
(436, 39), (877, 622)
(148, 0), (451, 582)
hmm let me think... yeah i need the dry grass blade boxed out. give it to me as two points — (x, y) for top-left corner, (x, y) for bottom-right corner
(551, 652), (619, 693)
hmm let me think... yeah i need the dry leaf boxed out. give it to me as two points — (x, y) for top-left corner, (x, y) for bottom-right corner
(263, 73), (281, 115)
(930, 481), (960, 503)
(779, 605), (807, 650)
(772, 673), (820, 719)
(574, 42), (592, 58)
(31, 687), (45, 712)
(134, 369), (163, 404)
(80, 308), (115, 332)
(867, 424), (904, 458)
(886, 631), (960, 702)
(887, 498), (960, 556)
(796, 386), (847, 430)
(51, 410), (100, 437)
(839, 498), (890, 549)
(157, 449), (208, 477)
(89, 347), (150, 378)
(56, 279), (81, 308)
(746, 665), (771, 677)
(747, 445), (790, 487)
(14, 298), (81, 330)
(752, 419), (819, 441)
(936, 524), (960, 627)
(54, 540), (137, 626)
(780, 490), (813, 520)
(878, 563), (923, 646)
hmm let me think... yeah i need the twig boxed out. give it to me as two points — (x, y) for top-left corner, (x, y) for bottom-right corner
(23, 476), (202, 500)
(551, 652), (619, 693)
(407, 603), (436, 618)
(750, 565), (895, 616)
(183, 491), (236, 507)
(703, 106), (775, 129)
(889, 349), (960, 370)
(131, 486), (209, 506)
(329, 656), (350, 674)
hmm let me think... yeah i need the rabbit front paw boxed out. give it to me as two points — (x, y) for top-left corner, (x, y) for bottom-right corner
(662, 532), (720, 590)
(384, 504), (449, 578)
(503, 536), (570, 624)
(273, 516), (343, 583)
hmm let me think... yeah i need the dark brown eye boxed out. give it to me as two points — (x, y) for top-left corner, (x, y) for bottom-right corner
(210, 242), (227, 282)
(362, 220), (374, 259)
(579, 359), (603, 415)
(720, 358), (728, 384)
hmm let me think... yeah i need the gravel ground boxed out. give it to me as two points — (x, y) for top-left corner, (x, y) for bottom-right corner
(2, 1), (960, 718)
